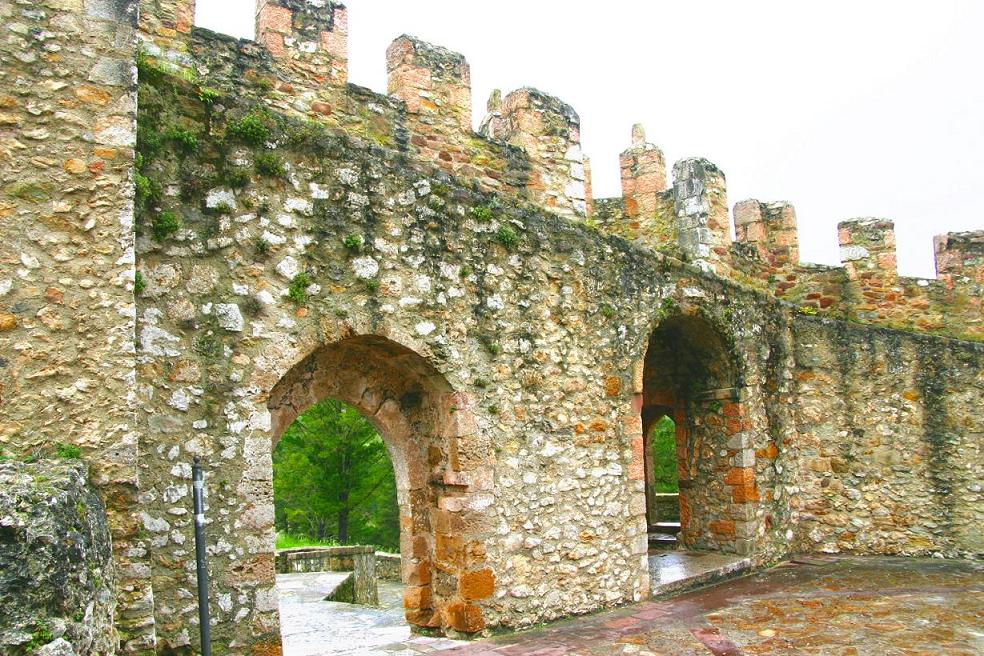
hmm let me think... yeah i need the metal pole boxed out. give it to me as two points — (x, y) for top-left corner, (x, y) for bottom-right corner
(192, 457), (212, 656)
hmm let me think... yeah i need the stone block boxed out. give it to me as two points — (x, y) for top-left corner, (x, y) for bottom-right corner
(458, 568), (495, 600)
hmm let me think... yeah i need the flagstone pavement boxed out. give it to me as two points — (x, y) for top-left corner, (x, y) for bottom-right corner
(279, 556), (984, 656)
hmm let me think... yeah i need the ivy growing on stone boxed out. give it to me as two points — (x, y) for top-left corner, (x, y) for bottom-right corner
(227, 111), (272, 146)
(162, 126), (199, 155)
(198, 86), (220, 104)
(343, 234), (364, 253)
(55, 443), (81, 460)
(254, 153), (287, 178)
(470, 205), (494, 223)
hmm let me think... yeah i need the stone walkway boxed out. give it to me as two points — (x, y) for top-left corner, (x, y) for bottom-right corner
(278, 572), (466, 655)
(436, 557), (984, 655)
(648, 551), (751, 597)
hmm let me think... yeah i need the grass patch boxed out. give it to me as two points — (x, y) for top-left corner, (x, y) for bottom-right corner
(276, 532), (339, 550)
(287, 272), (312, 305)
(55, 443), (82, 460)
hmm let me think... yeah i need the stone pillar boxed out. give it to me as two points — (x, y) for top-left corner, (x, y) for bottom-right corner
(733, 200), (800, 268)
(387, 35), (472, 134)
(1, 0), (150, 652)
(481, 88), (587, 219)
(620, 124), (667, 222)
(934, 231), (984, 286)
(584, 155), (594, 219)
(672, 158), (732, 273)
(255, 0), (348, 87)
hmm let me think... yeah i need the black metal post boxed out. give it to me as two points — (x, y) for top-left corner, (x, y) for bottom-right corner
(192, 457), (212, 656)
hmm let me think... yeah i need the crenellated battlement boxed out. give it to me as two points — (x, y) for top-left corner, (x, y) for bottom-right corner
(734, 200), (799, 269)
(137, 0), (981, 341)
(255, 0), (348, 86)
(481, 87), (588, 218)
(387, 34), (471, 133)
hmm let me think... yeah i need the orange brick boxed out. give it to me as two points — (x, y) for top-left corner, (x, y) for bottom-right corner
(732, 485), (759, 503)
(628, 435), (645, 481)
(724, 467), (755, 486)
(458, 568), (495, 600)
(403, 585), (432, 610)
(708, 519), (736, 537)
(444, 601), (486, 633)
(604, 375), (621, 396)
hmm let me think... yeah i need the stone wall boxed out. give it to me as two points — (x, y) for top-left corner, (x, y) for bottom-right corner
(276, 546), (378, 606)
(786, 319), (984, 557)
(275, 545), (374, 574)
(375, 552), (402, 582)
(0, 1), (154, 652)
(0, 461), (116, 656)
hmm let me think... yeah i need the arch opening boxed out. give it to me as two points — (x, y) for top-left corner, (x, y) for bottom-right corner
(641, 312), (754, 555)
(265, 335), (495, 641)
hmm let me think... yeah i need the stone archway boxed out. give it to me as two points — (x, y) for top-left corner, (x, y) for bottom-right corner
(266, 334), (495, 635)
(642, 311), (757, 554)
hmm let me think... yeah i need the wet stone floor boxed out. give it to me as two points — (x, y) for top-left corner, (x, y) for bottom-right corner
(277, 572), (466, 655)
(436, 557), (984, 656)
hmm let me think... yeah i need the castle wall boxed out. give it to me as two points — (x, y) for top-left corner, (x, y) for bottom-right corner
(0, 2), (981, 654)
(787, 319), (983, 556)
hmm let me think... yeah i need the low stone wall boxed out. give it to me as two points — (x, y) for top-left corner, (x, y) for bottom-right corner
(375, 552), (402, 582)
(276, 545), (374, 574)
(0, 461), (115, 656)
(276, 546), (378, 605)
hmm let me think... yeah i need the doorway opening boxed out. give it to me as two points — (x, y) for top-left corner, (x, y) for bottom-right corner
(644, 414), (681, 548)
(273, 398), (399, 551)
(641, 311), (756, 591)
(264, 334), (494, 652)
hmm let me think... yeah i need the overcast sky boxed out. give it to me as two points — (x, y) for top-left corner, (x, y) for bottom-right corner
(195, 0), (983, 278)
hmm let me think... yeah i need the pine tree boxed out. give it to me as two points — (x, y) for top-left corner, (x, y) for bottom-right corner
(273, 398), (400, 550)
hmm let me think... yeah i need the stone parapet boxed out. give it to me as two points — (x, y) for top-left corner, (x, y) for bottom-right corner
(620, 124), (668, 225)
(934, 231), (984, 286)
(672, 158), (732, 274)
(734, 199), (799, 268)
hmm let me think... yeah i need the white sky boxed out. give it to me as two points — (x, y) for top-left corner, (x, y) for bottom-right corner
(195, 0), (983, 278)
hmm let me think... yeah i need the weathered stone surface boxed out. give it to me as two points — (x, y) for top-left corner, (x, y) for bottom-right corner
(0, 461), (115, 656)
(0, 0), (980, 654)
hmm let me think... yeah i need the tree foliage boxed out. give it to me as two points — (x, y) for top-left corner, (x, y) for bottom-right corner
(273, 398), (400, 551)
(650, 415), (679, 493)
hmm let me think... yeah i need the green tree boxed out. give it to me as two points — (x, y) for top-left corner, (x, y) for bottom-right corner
(273, 398), (399, 550)
(650, 415), (679, 493)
